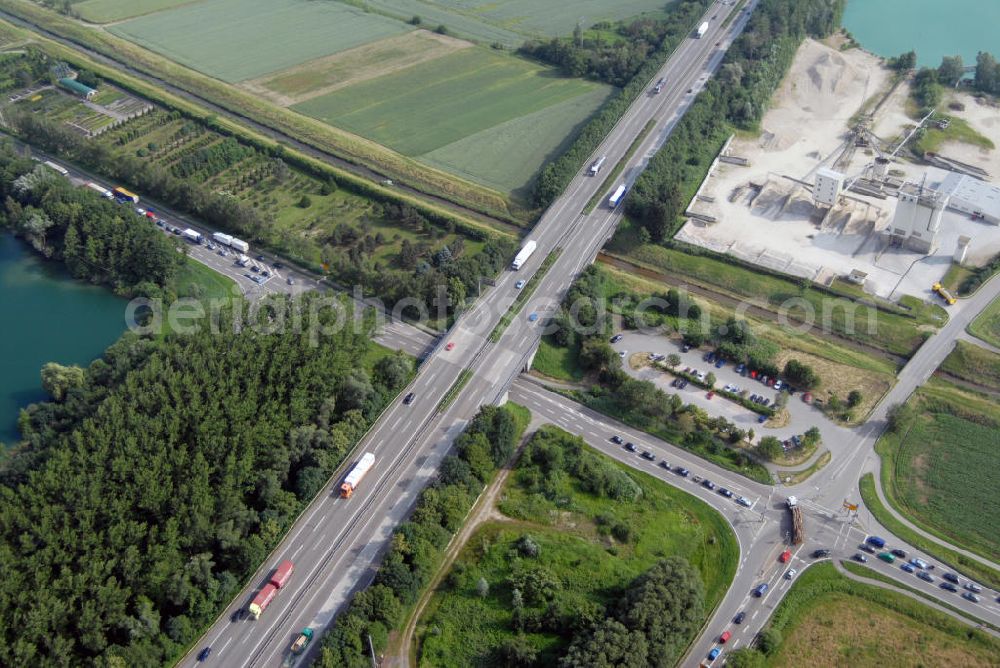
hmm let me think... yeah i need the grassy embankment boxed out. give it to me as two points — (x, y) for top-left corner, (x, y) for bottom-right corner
(969, 294), (1000, 349)
(415, 426), (738, 666)
(752, 562), (1000, 667)
(939, 339), (1000, 391)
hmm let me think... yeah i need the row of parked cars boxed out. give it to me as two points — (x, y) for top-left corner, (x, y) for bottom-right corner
(859, 536), (990, 603)
(611, 435), (753, 507)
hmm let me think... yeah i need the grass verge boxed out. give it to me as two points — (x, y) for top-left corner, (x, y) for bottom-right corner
(531, 336), (584, 382)
(939, 339), (1000, 392)
(968, 294), (1000, 349)
(438, 368), (472, 412)
(776, 450), (830, 486)
(859, 473), (1000, 590)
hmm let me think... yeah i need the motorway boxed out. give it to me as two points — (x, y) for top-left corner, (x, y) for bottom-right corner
(182, 2), (758, 666)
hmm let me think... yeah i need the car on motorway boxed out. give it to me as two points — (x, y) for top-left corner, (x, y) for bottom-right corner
(866, 536), (886, 549)
(916, 571), (934, 583)
(659, 460), (671, 470)
(625, 442), (637, 452)
(733, 611), (746, 624)
(900, 562), (915, 573)
(515, 279), (526, 289)
(403, 392), (415, 405)
(779, 549), (791, 563)
(943, 572), (960, 584)
(962, 592), (981, 603)
(708, 647), (721, 661)
(853, 553), (868, 563)
(528, 312), (539, 322)
(940, 582), (958, 592)
(610, 435), (623, 444)
(445, 342), (455, 351)
(641, 451), (655, 461)
(610, 334), (623, 343)
(754, 583), (769, 597)
(785, 568), (797, 579)
(197, 647), (211, 662)
(964, 582), (983, 593)
(736, 496), (752, 507)
(812, 549), (832, 558)
(877, 552), (895, 563)
(718, 488), (734, 498)
(231, 610), (242, 622)
(719, 630), (731, 643)
(702, 479), (716, 490)
(691, 474), (702, 483)
(675, 467), (690, 477)
(909, 558), (928, 569)
(891, 548), (907, 559)
(859, 543), (876, 554)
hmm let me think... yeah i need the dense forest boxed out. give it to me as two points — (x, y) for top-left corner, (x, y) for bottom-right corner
(626, 0), (845, 240)
(319, 404), (526, 665)
(0, 141), (179, 295)
(0, 294), (411, 665)
(529, 0), (712, 207)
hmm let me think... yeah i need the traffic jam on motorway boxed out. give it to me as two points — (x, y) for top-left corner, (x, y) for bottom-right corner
(43, 159), (292, 293)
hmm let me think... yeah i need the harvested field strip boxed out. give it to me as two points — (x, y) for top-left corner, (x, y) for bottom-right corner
(110, 0), (409, 83)
(293, 48), (606, 156)
(246, 30), (473, 106)
(363, 0), (523, 46)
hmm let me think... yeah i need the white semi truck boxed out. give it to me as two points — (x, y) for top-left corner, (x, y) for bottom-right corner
(511, 240), (537, 270)
(181, 228), (203, 244)
(696, 21), (709, 38)
(340, 453), (375, 498)
(608, 184), (627, 208)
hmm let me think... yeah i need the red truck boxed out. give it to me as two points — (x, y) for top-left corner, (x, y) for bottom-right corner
(248, 560), (294, 619)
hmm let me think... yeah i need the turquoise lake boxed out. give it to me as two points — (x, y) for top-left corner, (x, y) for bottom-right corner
(0, 233), (126, 446)
(843, 0), (1000, 67)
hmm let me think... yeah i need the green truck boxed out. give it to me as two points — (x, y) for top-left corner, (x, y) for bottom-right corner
(290, 628), (313, 655)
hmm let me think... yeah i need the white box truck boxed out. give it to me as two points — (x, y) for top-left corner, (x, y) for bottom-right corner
(588, 155), (607, 176)
(85, 182), (112, 199)
(230, 238), (250, 254)
(608, 184), (627, 208)
(696, 21), (709, 38)
(213, 232), (233, 246)
(182, 228), (203, 244)
(511, 240), (537, 270)
(340, 453), (375, 498)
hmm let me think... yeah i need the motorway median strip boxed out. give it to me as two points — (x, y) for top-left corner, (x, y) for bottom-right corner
(489, 249), (561, 343)
(583, 119), (655, 214)
(438, 368), (473, 412)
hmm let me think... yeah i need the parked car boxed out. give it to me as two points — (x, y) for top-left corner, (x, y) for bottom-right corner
(773, 379), (783, 390)
(706, 391), (715, 399)
(715, 358), (726, 368)
(445, 341), (456, 351)
(610, 334), (623, 343)
(735, 364), (746, 374)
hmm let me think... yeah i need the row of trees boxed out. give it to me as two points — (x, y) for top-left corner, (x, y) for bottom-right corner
(627, 0), (846, 240)
(318, 405), (524, 666)
(0, 293), (406, 665)
(0, 141), (180, 294)
(529, 0), (712, 207)
(890, 49), (1000, 96)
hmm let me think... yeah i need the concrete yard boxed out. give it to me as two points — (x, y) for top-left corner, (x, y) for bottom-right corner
(678, 38), (1000, 301)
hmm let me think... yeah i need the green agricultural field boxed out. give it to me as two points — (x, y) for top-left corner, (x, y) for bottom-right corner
(876, 380), (1000, 563)
(370, 0), (675, 40)
(363, 0), (523, 46)
(294, 48), (611, 193)
(109, 0), (409, 82)
(940, 339), (1000, 392)
(969, 294), (1000, 348)
(758, 563), (1000, 668)
(422, 86), (611, 194)
(416, 427), (737, 666)
(75, 0), (195, 24)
